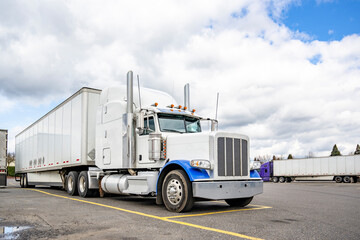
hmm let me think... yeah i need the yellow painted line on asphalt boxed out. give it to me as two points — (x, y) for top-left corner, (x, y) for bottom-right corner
(27, 189), (264, 240)
(163, 205), (272, 219)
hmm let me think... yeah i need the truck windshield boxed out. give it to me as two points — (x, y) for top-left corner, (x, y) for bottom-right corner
(158, 113), (201, 133)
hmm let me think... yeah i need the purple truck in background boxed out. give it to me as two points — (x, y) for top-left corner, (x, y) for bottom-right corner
(259, 156), (360, 183)
(259, 161), (273, 182)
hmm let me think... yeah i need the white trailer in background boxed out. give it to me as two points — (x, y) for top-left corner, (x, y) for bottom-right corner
(15, 71), (263, 212)
(272, 155), (360, 183)
(0, 129), (7, 186)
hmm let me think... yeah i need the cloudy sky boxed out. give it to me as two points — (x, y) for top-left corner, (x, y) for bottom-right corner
(0, 0), (359, 159)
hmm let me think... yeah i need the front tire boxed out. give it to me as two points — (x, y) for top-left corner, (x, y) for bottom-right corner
(162, 170), (194, 212)
(225, 197), (253, 207)
(66, 171), (79, 196)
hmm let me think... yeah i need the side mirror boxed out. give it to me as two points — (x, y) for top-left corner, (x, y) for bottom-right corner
(136, 112), (144, 134)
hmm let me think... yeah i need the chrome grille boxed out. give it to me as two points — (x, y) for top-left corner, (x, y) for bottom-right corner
(217, 137), (248, 176)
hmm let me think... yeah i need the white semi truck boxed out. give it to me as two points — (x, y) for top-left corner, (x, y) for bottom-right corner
(0, 129), (7, 187)
(259, 155), (360, 183)
(15, 71), (263, 212)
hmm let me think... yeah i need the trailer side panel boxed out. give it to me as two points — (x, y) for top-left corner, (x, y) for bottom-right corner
(15, 88), (101, 174)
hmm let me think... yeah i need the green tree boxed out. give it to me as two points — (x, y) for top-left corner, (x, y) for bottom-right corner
(330, 144), (341, 156)
(287, 154), (293, 159)
(354, 144), (360, 155)
(7, 152), (15, 165)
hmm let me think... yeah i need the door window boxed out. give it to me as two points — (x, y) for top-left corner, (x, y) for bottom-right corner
(142, 116), (155, 135)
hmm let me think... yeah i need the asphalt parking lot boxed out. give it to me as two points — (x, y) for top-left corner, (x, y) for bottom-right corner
(1, 178), (359, 240)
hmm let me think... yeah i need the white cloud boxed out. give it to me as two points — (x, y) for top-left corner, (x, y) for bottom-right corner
(0, 0), (359, 158)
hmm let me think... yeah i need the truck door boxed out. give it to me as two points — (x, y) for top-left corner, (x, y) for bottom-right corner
(136, 116), (156, 164)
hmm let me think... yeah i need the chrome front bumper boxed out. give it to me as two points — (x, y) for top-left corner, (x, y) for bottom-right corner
(192, 180), (263, 200)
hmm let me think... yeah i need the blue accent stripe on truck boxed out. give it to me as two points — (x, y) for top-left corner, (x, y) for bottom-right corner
(160, 160), (210, 181)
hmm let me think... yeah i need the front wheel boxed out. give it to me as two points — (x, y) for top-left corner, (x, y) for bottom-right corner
(225, 197), (253, 207)
(162, 170), (194, 212)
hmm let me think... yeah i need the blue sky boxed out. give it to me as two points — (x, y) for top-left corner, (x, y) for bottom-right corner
(282, 0), (360, 41)
(1, 0), (360, 158)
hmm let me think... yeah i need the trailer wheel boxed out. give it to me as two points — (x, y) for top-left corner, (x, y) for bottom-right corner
(20, 174), (25, 188)
(162, 170), (194, 212)
(352, 177), (358, 183)
(66, 171), (79, 196)
(78, 171), (95, 198)
(24, 174), (35, 188)
(343, 176), (351, 183)
(286, 177), (292, 183)
(225, 197), (253, 207)
(272, 177), (279, 183)
(334, 176), (343, 183)
(279, 177), (285, 183)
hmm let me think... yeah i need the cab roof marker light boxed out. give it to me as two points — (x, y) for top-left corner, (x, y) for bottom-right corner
(192, 109), (196, 113)
(167, 104), (175, 108)
(151, 102), (159, 107)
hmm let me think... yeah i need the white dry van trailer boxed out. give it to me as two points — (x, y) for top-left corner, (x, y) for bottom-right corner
(0, 129), (7, 186)
(15, 71), (263, 212)
(270, 155), (360, 183)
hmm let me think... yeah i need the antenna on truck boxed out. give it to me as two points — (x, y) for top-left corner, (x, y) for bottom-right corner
(137, 75), (142, 109)
(215, 92), (219, 120)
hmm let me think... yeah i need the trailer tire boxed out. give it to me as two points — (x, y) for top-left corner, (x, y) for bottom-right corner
(162, 170), (194, 212)
(24, 174), (35, 188)
(286, 177), (292, 183)
(272, 177), (279, 183)
(343, 176), (351, 183)
(20, 174), (25, 188)
(66, 171), (79, 196)
(352, 177), (358, 183)
(78, 171), (95, 198)
(334, 176), (343, 183)
(279, 177), (285, 183)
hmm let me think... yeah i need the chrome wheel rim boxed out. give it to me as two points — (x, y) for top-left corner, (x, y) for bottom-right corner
(166, 179), (183, 205)
(67, 176), (73, 191)
(79, 176), (85, 193)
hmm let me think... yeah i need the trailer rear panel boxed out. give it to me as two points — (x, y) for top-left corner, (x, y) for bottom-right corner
(15, 88), (101, 174)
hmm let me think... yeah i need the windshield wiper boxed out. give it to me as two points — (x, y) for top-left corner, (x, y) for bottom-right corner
(162, 129), (183, 133)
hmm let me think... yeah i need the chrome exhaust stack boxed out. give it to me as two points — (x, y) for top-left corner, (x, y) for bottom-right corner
(124, 71), (135, 167)
(184, 83), (190, 110)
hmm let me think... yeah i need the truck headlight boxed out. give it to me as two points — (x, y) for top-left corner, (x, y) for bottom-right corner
(190, 160), (212, 170)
